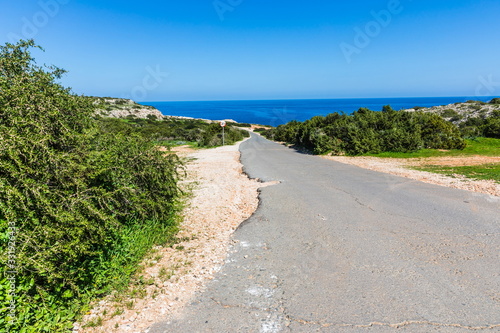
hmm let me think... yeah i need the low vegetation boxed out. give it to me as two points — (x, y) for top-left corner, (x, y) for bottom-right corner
(364, 137), (500, 158)
(407, 100), (500, 139)
(261, 106), (466, 155)
(413, 164), (500, 184)
(365, 137), (500, 183)
(457, 109), (500, 139)
(98, 116), (249, 148)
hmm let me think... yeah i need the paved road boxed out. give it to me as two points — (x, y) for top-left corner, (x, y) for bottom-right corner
(148, 133), (499, 332)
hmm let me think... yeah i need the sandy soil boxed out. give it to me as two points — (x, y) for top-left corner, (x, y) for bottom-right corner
(75, 140), (275, 333)
(323, 155), (500, 197)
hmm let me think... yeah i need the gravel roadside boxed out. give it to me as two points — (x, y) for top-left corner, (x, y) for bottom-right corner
(76, 139), (272, 333)
(323, 155), (500, 197)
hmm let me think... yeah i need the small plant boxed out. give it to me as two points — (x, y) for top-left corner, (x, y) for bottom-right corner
(111, 308), (124, 317)
(158, 267), (171, 281)
(125, 301), (135, 310)
(84, 317), (103, 328)
(129, 287), (147, 299)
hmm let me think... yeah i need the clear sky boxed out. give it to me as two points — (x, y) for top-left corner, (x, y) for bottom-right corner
(2, 0), (500, 101)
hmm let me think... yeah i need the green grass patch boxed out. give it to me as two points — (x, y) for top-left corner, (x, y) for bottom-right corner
(413, 164), (500, 183)
(365, 137), (500, 158)
(0, 216), (181, 332)
(155, 140), (200, 148)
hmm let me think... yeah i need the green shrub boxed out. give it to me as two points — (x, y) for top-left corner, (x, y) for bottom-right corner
(0, 40), (181, 332)
(98, 118), (249, 148)
(466, 100), (485, 105)
(267, 106), (465, 155)
(441, 109), (460, 118)
(483, 118), (500, 138)
(458, 111), (500, 138)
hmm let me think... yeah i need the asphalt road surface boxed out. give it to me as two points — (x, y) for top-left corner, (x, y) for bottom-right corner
(148, 133), (499, 332)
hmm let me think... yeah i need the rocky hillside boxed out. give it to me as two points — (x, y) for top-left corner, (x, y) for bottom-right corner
(91, 97), (238, 123)
(404, 98), (500, 125)
(92, 97), (164, 119)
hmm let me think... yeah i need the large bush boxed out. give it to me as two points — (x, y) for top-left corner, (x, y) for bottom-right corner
(0, 40), (181, 331)
(263, 106), (466, 155)
(459, 109), (500, 139)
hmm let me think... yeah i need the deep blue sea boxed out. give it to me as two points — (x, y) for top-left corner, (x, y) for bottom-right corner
(145, 96), (496, 126)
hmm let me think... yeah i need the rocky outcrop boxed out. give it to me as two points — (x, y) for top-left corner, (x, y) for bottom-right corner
(92, 97), (164, 119)
(404, 99), (500, 125)
(91, 97), (238, 123)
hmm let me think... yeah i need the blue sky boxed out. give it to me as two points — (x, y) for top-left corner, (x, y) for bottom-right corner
(1, 0), (500, 101)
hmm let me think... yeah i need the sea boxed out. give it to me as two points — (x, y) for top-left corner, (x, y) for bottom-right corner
(145, 96), (497, 126)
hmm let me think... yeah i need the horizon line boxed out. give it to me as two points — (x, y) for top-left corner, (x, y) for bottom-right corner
(139, 95), (498, 103)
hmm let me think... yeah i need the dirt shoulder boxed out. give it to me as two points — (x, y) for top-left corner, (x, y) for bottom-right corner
(323, 155), (500, 197)
(75, 140), (274, 333)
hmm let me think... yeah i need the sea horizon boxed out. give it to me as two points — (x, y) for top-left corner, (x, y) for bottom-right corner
(145, 96), (498, 126)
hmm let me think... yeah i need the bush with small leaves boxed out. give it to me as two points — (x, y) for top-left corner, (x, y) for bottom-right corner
(0, 40), (182, 332)
(265, 106), (465, 155)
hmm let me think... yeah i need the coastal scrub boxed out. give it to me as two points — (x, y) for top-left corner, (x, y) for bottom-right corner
(0, 40), (181, 332)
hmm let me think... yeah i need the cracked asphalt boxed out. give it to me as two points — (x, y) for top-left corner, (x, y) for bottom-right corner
(148, 133), (500, 332)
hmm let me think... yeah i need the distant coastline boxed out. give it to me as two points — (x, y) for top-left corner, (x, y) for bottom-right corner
(145, 96), (498, 126)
